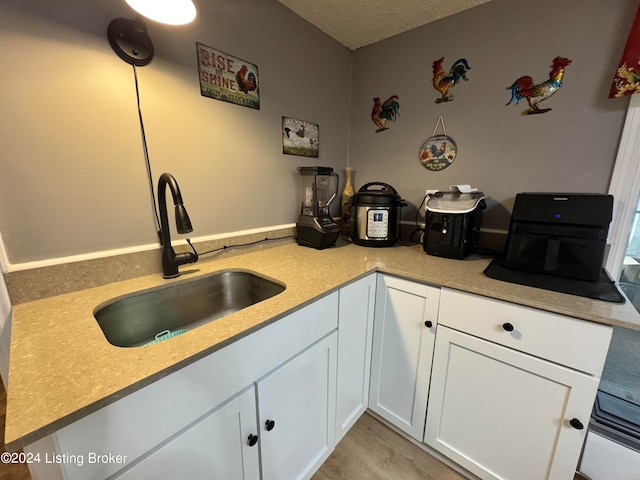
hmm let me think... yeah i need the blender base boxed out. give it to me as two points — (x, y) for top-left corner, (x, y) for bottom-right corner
(296, 217), (340, 250)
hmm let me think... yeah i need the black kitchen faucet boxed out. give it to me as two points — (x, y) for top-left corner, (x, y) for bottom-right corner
(157, 172), (198, 278)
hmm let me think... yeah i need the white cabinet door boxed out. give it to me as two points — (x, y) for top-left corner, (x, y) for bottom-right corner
(336, 274), (376, 441)
(425, 326), (599, 480)
(258, 332), (337, 480)
(369, 275), (440, 440)
(116, 387), (260, 480)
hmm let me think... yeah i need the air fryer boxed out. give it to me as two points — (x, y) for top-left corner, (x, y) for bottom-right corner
(503, 193), (613, 281)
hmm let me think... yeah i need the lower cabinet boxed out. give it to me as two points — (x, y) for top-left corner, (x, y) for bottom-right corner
(368, 274), (440, 440)
(335, 273), (376, 441)
(425, 326), (599, 480)
(116, 333), (337, 480)
(425, 287), (613, 480)
(257, 332), (337, 480)
(25, 292), (339, 480)
(117, 387), (260, 480)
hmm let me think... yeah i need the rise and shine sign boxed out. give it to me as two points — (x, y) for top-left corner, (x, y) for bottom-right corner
(196, 42), (260, 109)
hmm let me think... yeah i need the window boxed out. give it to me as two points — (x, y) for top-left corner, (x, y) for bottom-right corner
(595, 94), (640, 449)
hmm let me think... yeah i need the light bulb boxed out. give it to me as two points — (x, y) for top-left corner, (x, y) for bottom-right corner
(125, 0), (197, 25)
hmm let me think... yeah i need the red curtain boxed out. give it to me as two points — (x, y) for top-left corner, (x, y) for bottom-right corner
(610, 3), (640, 98)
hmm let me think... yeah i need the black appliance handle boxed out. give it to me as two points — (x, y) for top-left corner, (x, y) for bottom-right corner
(358, 182), (398, 195)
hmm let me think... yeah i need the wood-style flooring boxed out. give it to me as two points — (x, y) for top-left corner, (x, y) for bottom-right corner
(1, 383), (30, 480)
(313, 412), (466, 480)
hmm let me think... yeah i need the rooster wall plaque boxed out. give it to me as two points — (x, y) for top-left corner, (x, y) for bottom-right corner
(506, 57), (572, 115)
(432, 57), (471, 104)
(371, 96), (400, 133)
(419, 116), (457, 171)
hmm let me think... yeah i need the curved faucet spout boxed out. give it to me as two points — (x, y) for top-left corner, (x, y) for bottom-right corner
(158, 173), (198, 279)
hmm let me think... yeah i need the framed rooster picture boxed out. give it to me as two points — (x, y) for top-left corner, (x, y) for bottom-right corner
(282, 117), (319, 158)
(196, 42), (260, 109)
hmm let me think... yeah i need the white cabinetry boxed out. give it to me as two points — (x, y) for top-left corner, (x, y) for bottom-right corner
(425, 288), (613, 480)
(258, 333), (337, 480)
(118, 332), (337, 480)
(26, 293), (339, 480)
(335, 273), (376, 441)
(368, 274), (440, 440)
(117, 386), (260, 480)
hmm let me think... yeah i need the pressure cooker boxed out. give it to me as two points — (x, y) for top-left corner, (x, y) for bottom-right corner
(350, 182), (406, 247)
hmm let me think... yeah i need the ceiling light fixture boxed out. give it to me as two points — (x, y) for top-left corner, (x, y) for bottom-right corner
(125, 0), (197, 26)
(107, 0), (197, 66)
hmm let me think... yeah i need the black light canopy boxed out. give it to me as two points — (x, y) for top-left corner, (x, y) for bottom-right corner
(107, 16), (154, 66)
(107, 0), (197, 66)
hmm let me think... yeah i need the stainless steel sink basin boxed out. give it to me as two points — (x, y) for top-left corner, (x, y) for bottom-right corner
(94, 270), (285, 347)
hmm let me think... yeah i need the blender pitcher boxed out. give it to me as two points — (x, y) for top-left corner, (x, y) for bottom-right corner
(296, 166), (341, 249)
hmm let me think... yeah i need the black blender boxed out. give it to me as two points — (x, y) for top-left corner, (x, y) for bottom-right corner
(296, 166), (340, 249)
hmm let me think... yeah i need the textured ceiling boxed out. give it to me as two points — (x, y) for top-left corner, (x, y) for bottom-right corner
(277, 0), (493, 50)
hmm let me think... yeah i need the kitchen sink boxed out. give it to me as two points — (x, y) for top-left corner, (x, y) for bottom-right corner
(94, 270), (285, 347)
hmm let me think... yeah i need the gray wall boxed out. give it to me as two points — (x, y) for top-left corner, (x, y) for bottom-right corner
(0, 0), (351, 265)
(348, 0), (637, 233)
(0, 0), (637, 265)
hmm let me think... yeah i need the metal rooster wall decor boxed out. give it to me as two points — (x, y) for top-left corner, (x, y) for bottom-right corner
(506, 57), (572, 115)
(432, 57), (471, 104)
(371, 96), (400, 133)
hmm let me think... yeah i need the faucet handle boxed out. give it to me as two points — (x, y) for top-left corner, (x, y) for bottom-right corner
(185, 238), (199, 262)
(171, 238), (199, 271)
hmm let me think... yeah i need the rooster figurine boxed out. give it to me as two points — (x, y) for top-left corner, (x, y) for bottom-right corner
(371, 96), (400, 133)
(506, 57), (572, 115)
(432, 57), (471, 103)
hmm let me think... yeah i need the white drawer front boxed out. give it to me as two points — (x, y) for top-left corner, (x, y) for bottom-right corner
(438, 288), (612, 376)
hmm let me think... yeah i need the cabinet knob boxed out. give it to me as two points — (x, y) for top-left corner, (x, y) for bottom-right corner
(502, 322), (515, 332)
(424, 320), (433, 328)
(569, 418), (585, 430)
(247, 434), (259, 446)
(265, 419), (275, 431)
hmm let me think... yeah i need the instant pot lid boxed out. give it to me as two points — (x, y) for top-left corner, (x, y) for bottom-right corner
(351, 182), (405, 206)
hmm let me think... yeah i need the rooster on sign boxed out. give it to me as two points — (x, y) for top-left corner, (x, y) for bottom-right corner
(371, 96), (400, 133)
(236, 64), (257, 94)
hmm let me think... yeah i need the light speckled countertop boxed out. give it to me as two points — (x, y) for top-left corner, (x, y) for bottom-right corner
(5, 242), (640, 451)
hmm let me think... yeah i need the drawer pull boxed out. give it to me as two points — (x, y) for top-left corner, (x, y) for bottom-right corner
(265, 419), (276, 431)
(425, 320), (433, 328)
(502, 322), (515, 332)
(247, 434), (259, 446)
(569, 418), (584, 430)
